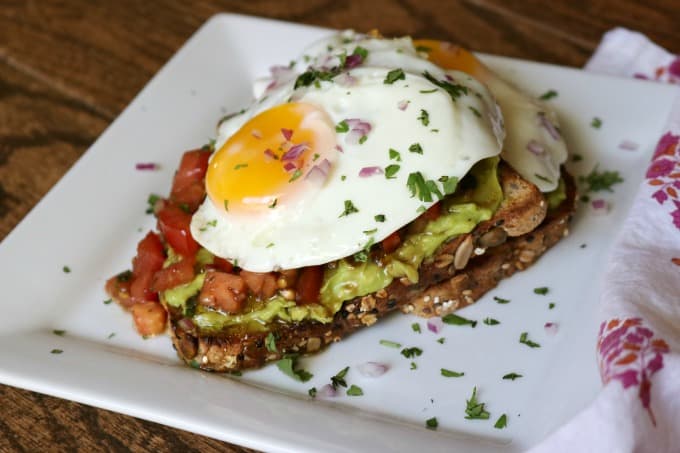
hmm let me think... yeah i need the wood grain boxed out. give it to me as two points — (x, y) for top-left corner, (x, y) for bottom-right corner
(1, 0), (679, 451)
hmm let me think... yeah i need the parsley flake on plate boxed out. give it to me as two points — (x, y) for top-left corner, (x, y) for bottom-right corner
(411, 323), (421, 333)
(379, 339), (402, 349)
(426, 417), (438, 430)
(346, 384), (363, 396)
(580, 165), (624, 192)
(441, 368), (464, 378)
(483, 317), (500, 326)
(276, 356), (313, 382)
(339, 200), (359, 217)
(442, 313), (477, 327)
(384, 68), (405, 84)
(493, 296), (510, 304)
(464, 387), (490, 420)
(494, 414), (508, 429)
(331, 366), (349, 389)
(539, 90), (558, 100)
(534, 287), (549, 295)
(519, 332), (541, 348)
(502, 372), (523, 381)
(401, 347), (423, 358)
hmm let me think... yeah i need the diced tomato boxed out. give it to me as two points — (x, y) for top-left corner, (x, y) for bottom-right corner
(212, 257), (234, 273)
(240, 270), (278, 300)
(199, 271), (247, 313)
(130, 302), (167, 336)
(382, 231), (402, 254)
(130, 271), (158, 303)
(105, 273), (133, 308)
(132, 232), (165, 277)
(170, 149), (211, 211)
(421, 202), (442, 221)
(296, 266), (324, 305)
(152, 258), (195, 292)
(157, 204), (199, 258)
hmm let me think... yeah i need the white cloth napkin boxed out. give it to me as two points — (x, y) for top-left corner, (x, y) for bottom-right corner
(531, 28), (680, 453)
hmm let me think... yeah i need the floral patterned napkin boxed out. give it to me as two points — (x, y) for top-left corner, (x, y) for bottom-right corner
(531, 28), (680, 453)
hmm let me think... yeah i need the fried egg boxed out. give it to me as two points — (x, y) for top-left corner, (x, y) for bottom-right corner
(191, 31), (506, 271)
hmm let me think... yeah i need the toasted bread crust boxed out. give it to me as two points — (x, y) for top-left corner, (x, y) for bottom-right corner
(170, 167), (576, 371)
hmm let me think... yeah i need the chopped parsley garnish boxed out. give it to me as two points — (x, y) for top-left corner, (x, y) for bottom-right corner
(146, 193), (161, 214)
(346, 384), (363, 396)
(308, 387), (317, 398)
(374, 214), (386, 222)
(117, 270), (132, 282)
(441, 368), (464, 378)
(294, 69), (336, 89)
(380, 339), (402, 349)
(234, 163), (248, 170)
(359, 135), (368, 144)
(539, 90), (558, 100)
(224, 200), (229, 211)
(353, 250), (368, 263)
(363, 228), (377, 235)
(339, 200), (359, 217)
(352, 46), (368, 60)
(336, 120), (349, 133)
(533, 287), (549, 295)
(410, 362), (417, 370)
(389, 148), (402, 161)
(502, 372), (523, 380)
(288, 169), (303, 182)
(52, 329), (66, 336)
(107, 332), (116, 340)
(103, 299), (113, 305)
(534, 173), (552, 184)
(468, 106), (482, 118)
(519, 332), (541, 348)
(401, 347), (423, 358)
(341, 175), (347, 181)
(465, 387), (490, 420)
(384, 68), (405, 84)
(494, 414), (508, 429)
(415, 45), (432, 52)
(438, 175), (459, 195)
(62, 266), (71, 273)
(437, 337), (446, 344)
(419, 88), (437, 94)
(331, 366), (349, 389)
(407, 172), (443, 202)
(493, 296), (510, 304)
(276, 356), (313, 382)
(442, 313), (477, 327)
(549, 302), (556, 309)
(411, 323), (421, 333)
(385, 164), (400, 179)
(265, 332), (278, 352)
(409, 143), (424, 154)
(313, 153), (320, 161)
(51, 349), (63, 354)
(422, 71), (468, 101)
(417, 109), (430, 126)
(483, 318), (500, 326)
(268, 198), (277, 209)
(580, 166), (624, 192)
(591, 117), (602, 129)
(426, 417), (438, 430)
(572, 153), (583, 162)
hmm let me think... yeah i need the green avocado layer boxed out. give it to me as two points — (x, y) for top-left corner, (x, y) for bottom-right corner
(162, 157), (503, 334)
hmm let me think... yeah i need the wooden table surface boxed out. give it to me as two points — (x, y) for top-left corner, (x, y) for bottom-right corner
(1, 1), (678, 451)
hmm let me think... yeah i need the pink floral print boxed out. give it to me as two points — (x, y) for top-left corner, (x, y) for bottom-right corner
(647, 132), (680, 229)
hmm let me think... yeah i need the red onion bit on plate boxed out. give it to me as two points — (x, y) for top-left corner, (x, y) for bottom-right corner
(283, 161), (298, 173)
(305, 159), (332, 186)
(618, 139), (639, 151)
(135, 162), (160, 171)
(544, 322), (559, 335)
(397, 99), (410, 111)
(527, 139), (545, 156)
(427, 317), (444, 334)
(344, 53), (364, 69)
(538, 112), (561, 141)
(263, 149), (277, 160)
(318, 384), (338, 398)
(357, 362), (388, 378)
(590, 198), (610, 214)
(359, 166), (383, 177)
(343, 118), (372, 145)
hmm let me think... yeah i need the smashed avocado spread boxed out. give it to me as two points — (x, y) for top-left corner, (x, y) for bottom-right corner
(162, 157), (503, 334)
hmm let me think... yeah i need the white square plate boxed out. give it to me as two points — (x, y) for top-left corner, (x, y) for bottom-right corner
(0, 13), (676, 453)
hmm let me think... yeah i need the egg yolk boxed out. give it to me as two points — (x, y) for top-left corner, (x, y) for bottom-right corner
(206, 102), (337, 213)
(413, 39), (491, 83)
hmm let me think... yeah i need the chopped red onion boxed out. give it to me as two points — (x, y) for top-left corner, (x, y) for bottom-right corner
(445, 74), (454, 81)
(266, 65), (296, 91)
(335, 144), (344, 153)
(427, 317), (444, 334)
(177, 317), (195, 333)
(305, 159), (332, 186)
(345, 118), (372, 134)
(544, 322), (559, 335)
(335, 72), (357, 87)
(318, 384), (338, 398)
(590, 199), (609, 214)
(359, 166), (383, 177)
(135, 162), (159, 171)
(538, 113), (561, 140)
(263, 149), (277, 160)
(618, 140), (639, 151)
(281, 128), (293, 141)
(526, 139), (545, 155)
(345, 53), (364, 69)
(281, 142), (309, 161)
(357, 361), (388, 377)
(397, 100), (410, 111)
(346, 129), (366, 145)
(283, 161), (298, 172)
(251, 129), (262, 139)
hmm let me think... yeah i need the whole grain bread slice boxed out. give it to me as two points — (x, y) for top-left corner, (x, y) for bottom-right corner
(170, 166), (576, 371)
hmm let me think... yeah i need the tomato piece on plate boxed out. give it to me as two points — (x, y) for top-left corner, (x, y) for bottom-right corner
(152, 258), (195, 292)
(381, 231), (402, 254)
(170, 149), (211, 211)
(157, 204), (199, 258)
(132, 231), (165, 277)
(212, 257), (234, 273)
(240, 270), (278, 300)
(105, 273), (133, 308)
(130, 302), (167, 336)
(130, 271), (159, 303)
(296, 266), (324, 305)
(199, 271), (247, 313)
